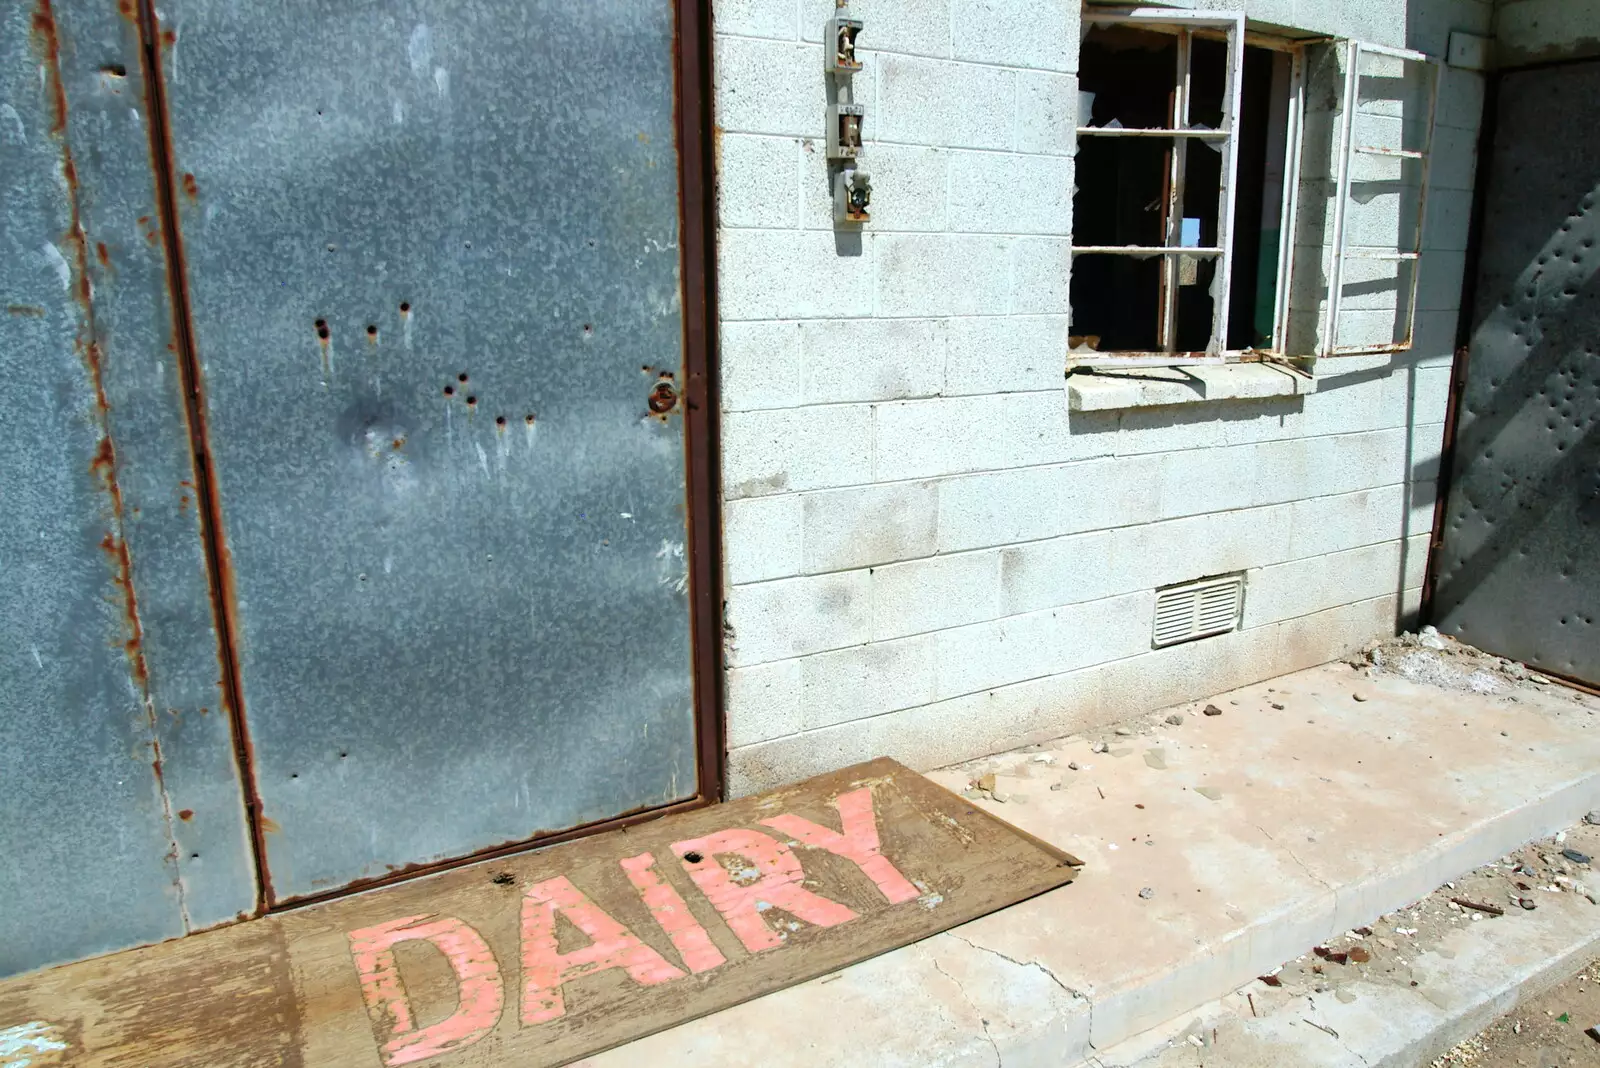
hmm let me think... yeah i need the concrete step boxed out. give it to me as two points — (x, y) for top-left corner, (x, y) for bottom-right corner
(581, 660), (1600, 1068)
(1092, 822), (1600, 1067)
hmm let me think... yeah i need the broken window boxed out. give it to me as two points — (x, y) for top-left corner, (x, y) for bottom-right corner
(1068, 11), (1441, 372)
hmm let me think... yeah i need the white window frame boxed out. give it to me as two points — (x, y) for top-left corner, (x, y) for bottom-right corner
(1067, 11), (1441, 373)
(1321, 40), (1443, 357)
(1071, 8), (1246, 371)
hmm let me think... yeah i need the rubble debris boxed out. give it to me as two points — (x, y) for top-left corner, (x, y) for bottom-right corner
(1144, 749), (1167, 770)
(1564, 849), (1592, 865)
(1355, 630), (1589, 701)
(1203, 704), (1222, 716)
(1196, 786), (1222, 801)
(1139, 887), (1154, 899)
(1166, 713), (1185, 726)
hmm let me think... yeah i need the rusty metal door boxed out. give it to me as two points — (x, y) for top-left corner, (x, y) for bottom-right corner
(1430, 59), (1600, 687)
(3, 2), (257, 975)
(3, 0), (716, 971)
(153, 0), (712, 903)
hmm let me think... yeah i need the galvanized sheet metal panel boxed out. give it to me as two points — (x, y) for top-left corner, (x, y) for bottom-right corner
(158, 0), (699, 898)
(1, 0), (254, 977)
(1433, 60), (1600, 686)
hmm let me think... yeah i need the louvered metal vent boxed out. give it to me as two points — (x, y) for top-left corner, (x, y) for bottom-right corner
(1152, 574), (1245, 648)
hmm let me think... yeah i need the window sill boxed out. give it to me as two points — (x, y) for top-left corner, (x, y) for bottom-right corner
(1065, 362), (1316, 412)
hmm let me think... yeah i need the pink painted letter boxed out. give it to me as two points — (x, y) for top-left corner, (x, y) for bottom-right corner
(347, 913), (504, 1067)
(520, 875), (686, 1025)
(762, 786), (919, 904)
(671, 828), (857, 953)
(620, 852), (726, 973)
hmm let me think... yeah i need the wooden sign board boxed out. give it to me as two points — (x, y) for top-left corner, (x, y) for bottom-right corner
(0, 758), (1079, 1067)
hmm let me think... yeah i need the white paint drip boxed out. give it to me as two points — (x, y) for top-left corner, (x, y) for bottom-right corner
(402, 309), (414, 349)
(495, 431), (510, 476)
(392, 99), (405, 125)
(0, 104), (24, 145)
(0, 1020), (69, 1066)
(619, 512), (634, 520)
(41, 243), (69, 290)
(30, 648), (42, 670)
(521, 419), (537, 450)
(475, 442), (490, 478)
(407, 24), (432, 77)
(433, 67), (450, 98)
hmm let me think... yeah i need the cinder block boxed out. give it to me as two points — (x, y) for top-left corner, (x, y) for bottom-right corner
(1407, 479), (1438, 540)
(801, 141), (950, 232)
(931, 590), (1153, 702)
(725, 660), (803, 749)
(1272, 592), (1398, 674)
(951, 0), (1077, 72)
(717, 134), (802, 229)
(720, 320), (802, 412)
(728, 661), (1107, 794)
(724, 493), (804, 584)
(1118, 503), (1296, 591)
(716, 0), (800, 40)
(1010, 238), (1073, 314)
(1404, 531), (1430, 588)
(945, 315), (1068, 396)
(719, 229), (873, 320)
(722, 404), (873, 498)
(1252, 428), (1407, 507)
(936, 454), (1164, 553)
(725, 570), (872, 665)
(799, 317), (945, 404)
(877, 54), (1014, 150)
(999, 528), (1117, 615)
(1016, 71), (1079, 156)
(1424, 188), (1474, 253)
(1095, 622), (1281, 724)
(1417, 249), (1467, 312)
(1436, 67), (1486, 132)
(1411, 422), (1447, 482)
(871, 550), (1002, 640)
(876, 233), (1012, 317)
(800, 0), (952, 59)
(874, 390), (1103, 482)
(1288, 484), (1409, 561)
(714, 38), (826, 136)
(999, 504), (1295, 617)
(1408, 361), (1456, 424)
(801, 480), (939, 573)
(948, 152), (1074, 235)
(1428, 124), (1479, 194)
(1156, 441), (1261, 519)
(799, 633), (941, 730)
(1243, 539), (1403, 629)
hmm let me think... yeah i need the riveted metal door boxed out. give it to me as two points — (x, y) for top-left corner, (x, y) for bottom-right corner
(151, 1), (713, 901)
(1431, 60), (1600, 687)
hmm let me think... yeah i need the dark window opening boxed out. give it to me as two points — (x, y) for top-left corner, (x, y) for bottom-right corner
(1071, 26), (1293, 355)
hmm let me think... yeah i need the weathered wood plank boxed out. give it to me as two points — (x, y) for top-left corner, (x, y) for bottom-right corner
(0, 759), (1079, 1067)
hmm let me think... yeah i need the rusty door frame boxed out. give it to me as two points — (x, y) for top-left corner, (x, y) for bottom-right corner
(131, 0), (725, 915)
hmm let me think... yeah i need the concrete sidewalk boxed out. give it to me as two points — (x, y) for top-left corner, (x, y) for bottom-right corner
(582, 659), (1600, 1067)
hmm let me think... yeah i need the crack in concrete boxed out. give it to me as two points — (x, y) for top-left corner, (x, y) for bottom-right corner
(1256, 823), (1334, 890)
(946, 932), (1086, 1000)
(931, 957), (1002, 1068)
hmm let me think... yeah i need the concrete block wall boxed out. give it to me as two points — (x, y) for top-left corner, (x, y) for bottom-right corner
(713, 0), (1492, 795)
